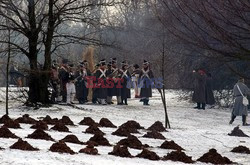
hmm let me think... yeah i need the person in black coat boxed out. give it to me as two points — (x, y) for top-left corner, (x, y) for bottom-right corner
(120, 61), (131, 105)
(58, 59), (69, 103)
(94, 59), (108, 105)
(139, 60), (154, 105)
(92, 64), (100, 104)
(205, 73), (215, 108)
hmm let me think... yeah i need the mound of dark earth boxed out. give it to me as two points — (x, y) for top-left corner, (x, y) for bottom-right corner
(0, 126), (18, 138)
(197, 149), (234, 164)
(88, 133), (111, 146)
(49, 141), (75, 154)
(120, 120), (144, 130)
(58, 116), (74, 125)
(160, 140), (184, 151)
(3, 119), (21, 129)
(79, 144), (98, 155)
(147, 121), (166, 132)
(143, 131), (166, 140)
(0, 115), (12, 123)
(60, 135), (84, 145)
(30, 120), (48, 130)
(51, 123), (70, 132)
(109, 145), (133, 158)
(117, 135), (145, 149)
(26, 129), (54, 141)
(15, 114), (37, 124)
(112, 127), (132, 137)
(136, 149), (160, 161)
(79, 117), (98, 126)
(228, 126), (249, 137)
(231, 146), (250, 154)
(99, 118), (117, 128)
(85, 125), (105, 135)
(42, 115), (58, 125)
(162, 151), (194, 163)
(10, 139), (39, 151)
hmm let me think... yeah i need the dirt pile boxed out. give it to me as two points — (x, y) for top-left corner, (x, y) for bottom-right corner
(58, 116), (74, 125)
(49, 141), (75, 154)
(3, 119), (21, 129)
(10, 139), (39, 151)
(117, 135), (144, 149)
(51, 123), (70, 132)
(112, 127), (132, 137)
(228, 126), (249, 137)
(0, 115), (12, 123)
(79, 117), (98, 126)
(143, 131), (166, 140)
(109, 145), (133, 158)
(85, 125), (105, 135)
(60, 135), (84, 145)
(26, 129), (54, 141)
(79, 144), (98, 155)
(0, 126), (18, 138)
(88, 133), (111, 146)
(42, 115), (58, 125)
(162, 151), (194, 163)
(120, 120), (144, 131)
(136, 149), (160, 161)
(15, 114), (37, 124)
(160, 140), (184, 151)
(231, 146), (250, 154)
(197, 149), (233, 164)
(30, 120), (48, 130)
(99, 118), (117, 128)
(147, 121), (166, 132)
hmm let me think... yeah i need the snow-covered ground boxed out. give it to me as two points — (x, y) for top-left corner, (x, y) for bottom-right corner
(0, 89), (250, 165)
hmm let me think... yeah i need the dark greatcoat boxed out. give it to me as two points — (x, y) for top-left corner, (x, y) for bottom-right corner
(107, 68), (121, 97)
(192, 72), (206, 103)
(205, 76), (215, 105)
(120, 70), (131, 100)
(75, 70), (89, 103)
(139, 69), (154, 98)
(94, 69), (108, 99)
(58, 67), (69, 102)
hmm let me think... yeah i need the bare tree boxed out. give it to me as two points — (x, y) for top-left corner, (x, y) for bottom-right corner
(0, 0), (118, 105)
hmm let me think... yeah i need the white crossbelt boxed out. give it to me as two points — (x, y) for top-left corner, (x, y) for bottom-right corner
(99, 69), (107, 78)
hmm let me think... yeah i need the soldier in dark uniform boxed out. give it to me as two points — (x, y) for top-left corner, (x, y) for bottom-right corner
(120, 61), (131, 105)
(50, 60), (60, 103)
(94, 59), (108, 105)
(75, 62), (89, 104)
(92, 64), (100, 104)
(58, 59), (69, 103)
(139, 60), (154, 105)
(107, 58), (122, 105)
(106, 62), (114, 104)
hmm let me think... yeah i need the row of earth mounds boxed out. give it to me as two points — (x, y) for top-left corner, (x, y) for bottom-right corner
(60, 135), (84, 145)
(142, 131), (166, 140)
(231, 145), (250, 154)
(162, 151), (194, 163)
(10, 138), (39, 151)
(197, 149), (233, 164)
(51, 123), (70, 132)
(26, 129), (55, 141)
(228, 126), (249, 137)
(79, 144), (99, 155)
(160, 140), (184, 151)
(0, 126), (19, 138)
(85, 125), (105, 135)
(117, 135), (148, 149)
(49, 141), (75, 154)
(31, 120), (48, 130)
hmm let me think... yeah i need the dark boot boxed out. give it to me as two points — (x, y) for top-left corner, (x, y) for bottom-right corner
(144, 99), (149, 106)
(194, 103), (201, 109)
(242, 115), (250, 126)
(229, 114), (236, 124)
(201, 103), (206, 110)
(124, 99), (128, 105)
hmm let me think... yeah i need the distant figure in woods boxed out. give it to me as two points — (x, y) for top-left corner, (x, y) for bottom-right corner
(9, 62), (24, 87)
(192, 68), (206, 110)
(230, 77), (250, 126)
(205, 73), (215, 108)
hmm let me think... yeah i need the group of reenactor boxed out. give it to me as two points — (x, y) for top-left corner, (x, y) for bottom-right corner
(50, 58), (154, 106)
